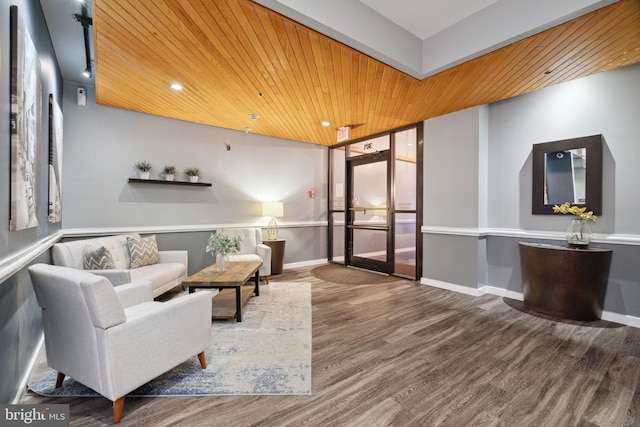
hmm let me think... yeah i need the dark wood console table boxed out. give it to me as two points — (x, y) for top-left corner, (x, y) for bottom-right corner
(519, 242), (612, 321)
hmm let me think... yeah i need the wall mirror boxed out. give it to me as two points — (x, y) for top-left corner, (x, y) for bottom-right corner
(532, 134), (603, 215)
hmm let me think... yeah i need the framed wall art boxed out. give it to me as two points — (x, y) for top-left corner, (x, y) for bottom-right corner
(9, 5), (42, 231)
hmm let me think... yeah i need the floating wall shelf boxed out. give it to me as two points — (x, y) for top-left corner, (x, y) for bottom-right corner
(128, 178), (212, 187)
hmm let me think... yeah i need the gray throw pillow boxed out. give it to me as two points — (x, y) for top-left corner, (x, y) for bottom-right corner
(127, 235), (159, 269)
(83, 245), (116, 270)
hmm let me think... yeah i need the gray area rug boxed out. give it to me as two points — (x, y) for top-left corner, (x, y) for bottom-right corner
(29, 282), (311, 396)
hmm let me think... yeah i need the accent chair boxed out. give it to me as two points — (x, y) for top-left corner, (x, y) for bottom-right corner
(28, 264), (213, 423)
(220, 228), (272, 283)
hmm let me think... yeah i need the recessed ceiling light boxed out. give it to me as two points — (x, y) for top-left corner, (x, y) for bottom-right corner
(249, 114), (259, 120)
(170, 83), (183, 91)
(321, 121), (330, 127)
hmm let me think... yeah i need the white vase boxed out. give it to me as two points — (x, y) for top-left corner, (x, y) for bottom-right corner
(165, 173), (175, 181)
(138, 171), (150, 179)
(215, 253), (230, 272)
(566, 219), (593, 248)
(189, 176), (199, 183)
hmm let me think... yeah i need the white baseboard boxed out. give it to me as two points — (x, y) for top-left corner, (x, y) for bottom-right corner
(12, 334), (44, 404)
(283, 258), (328, 269)
(421, 277), (640, 328)
(600, 311), (640, 328)
(478, 285), (524, 301)
(420, 277), (484, 296)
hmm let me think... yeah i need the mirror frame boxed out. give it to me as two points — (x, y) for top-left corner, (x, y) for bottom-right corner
(532, 134), (603, 215)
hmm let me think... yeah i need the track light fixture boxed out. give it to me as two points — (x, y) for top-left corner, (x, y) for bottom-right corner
(73, 3), (93, 79)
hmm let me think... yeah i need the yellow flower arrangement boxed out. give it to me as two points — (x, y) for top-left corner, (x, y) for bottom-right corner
(552, 202), (597, 222)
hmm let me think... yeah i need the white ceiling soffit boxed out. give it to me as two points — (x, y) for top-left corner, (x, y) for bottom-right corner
(252, 0), (621, 79)
(361, 0), (500, 41)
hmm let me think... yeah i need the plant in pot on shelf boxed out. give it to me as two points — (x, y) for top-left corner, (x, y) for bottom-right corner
(206, 232), (241, 272)
(552, 202), (597, 248)
(162, 165), (177, 181)
(184, 167), (201, 183)
(134, 161), (153, 179)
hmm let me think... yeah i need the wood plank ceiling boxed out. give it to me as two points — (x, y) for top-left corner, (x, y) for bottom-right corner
(93, 0), (640, 147)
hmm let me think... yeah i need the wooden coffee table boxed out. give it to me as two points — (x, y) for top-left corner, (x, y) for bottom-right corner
(182, 261), (261, 322)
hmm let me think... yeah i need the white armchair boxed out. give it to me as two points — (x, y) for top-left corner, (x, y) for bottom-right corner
(221, 228), (271, 283)
(28, 264), (212, 423)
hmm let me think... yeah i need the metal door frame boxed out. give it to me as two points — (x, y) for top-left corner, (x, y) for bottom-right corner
(345, 150), (392, 274)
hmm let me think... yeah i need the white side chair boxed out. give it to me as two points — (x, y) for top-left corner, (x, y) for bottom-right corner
(28, 264), (213, 423)
(221, 228), (272, 283)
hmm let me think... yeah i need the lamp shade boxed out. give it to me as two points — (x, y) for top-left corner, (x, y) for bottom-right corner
(262, 201), (284, 217)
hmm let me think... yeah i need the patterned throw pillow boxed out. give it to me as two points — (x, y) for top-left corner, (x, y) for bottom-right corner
(83, 245), (116, 270)
(127, 235), (159, 269)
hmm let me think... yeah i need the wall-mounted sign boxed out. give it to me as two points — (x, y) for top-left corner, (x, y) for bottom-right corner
(337, 126), (351, 142)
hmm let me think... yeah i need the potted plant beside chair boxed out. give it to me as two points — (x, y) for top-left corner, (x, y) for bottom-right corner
(184, 167), (201, 183)
(162, 165), (177, 181)
(134, 161), (153, 179)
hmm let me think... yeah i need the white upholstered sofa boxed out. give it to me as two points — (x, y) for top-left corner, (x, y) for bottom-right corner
(52, 233), (187, 297)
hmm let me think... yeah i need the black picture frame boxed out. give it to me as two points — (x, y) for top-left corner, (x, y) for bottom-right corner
(532, 134), (603, 215)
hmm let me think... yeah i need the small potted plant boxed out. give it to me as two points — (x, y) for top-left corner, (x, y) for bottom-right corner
(206, 232), (241, 271)
(184, 167), (201, 183)
(134, 161), (153, 179)
(162, 165), (177, 181)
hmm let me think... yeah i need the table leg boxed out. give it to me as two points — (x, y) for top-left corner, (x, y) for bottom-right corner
(235, 287), (242, 322)
(254, 271), (260, 296)
(188, 287), (194, 294)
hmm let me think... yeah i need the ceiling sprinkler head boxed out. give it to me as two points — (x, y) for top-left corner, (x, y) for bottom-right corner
(244, 127), (251, 133)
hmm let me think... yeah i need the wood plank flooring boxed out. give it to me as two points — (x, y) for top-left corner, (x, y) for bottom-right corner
(23, 265), (640, 426)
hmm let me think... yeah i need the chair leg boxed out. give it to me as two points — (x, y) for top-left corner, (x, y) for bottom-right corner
(55, 372), (65, 388)
(197, 352), (207, 369)
(113, 396), (125, 424)
(265, 276), (269, 284)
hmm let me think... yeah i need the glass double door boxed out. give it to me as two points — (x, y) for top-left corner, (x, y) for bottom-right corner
(329, 124), (420, 279)
(346, 152), (390, 274)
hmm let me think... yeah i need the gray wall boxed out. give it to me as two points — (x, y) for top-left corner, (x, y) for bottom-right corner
(424, 106), (484, 228)
(0, 0), (63, 404)
(423, 106), (488, 290)
(423, 63), (640, 319)
(61, 81), (329, 267)
(487, 63), (640, 318)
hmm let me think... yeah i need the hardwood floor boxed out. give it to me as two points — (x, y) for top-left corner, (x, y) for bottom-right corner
(23, 265), (640, 426)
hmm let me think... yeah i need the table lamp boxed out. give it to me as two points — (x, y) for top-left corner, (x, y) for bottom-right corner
(262, 201), (284, 240)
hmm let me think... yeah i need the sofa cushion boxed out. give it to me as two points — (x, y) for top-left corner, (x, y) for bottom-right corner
(127, 235), (159, 269)
(53, 234), (138, 270)
(228, 253), (262, 264)
(129, 263), (186, 291)
(82, 245), (116, 270)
